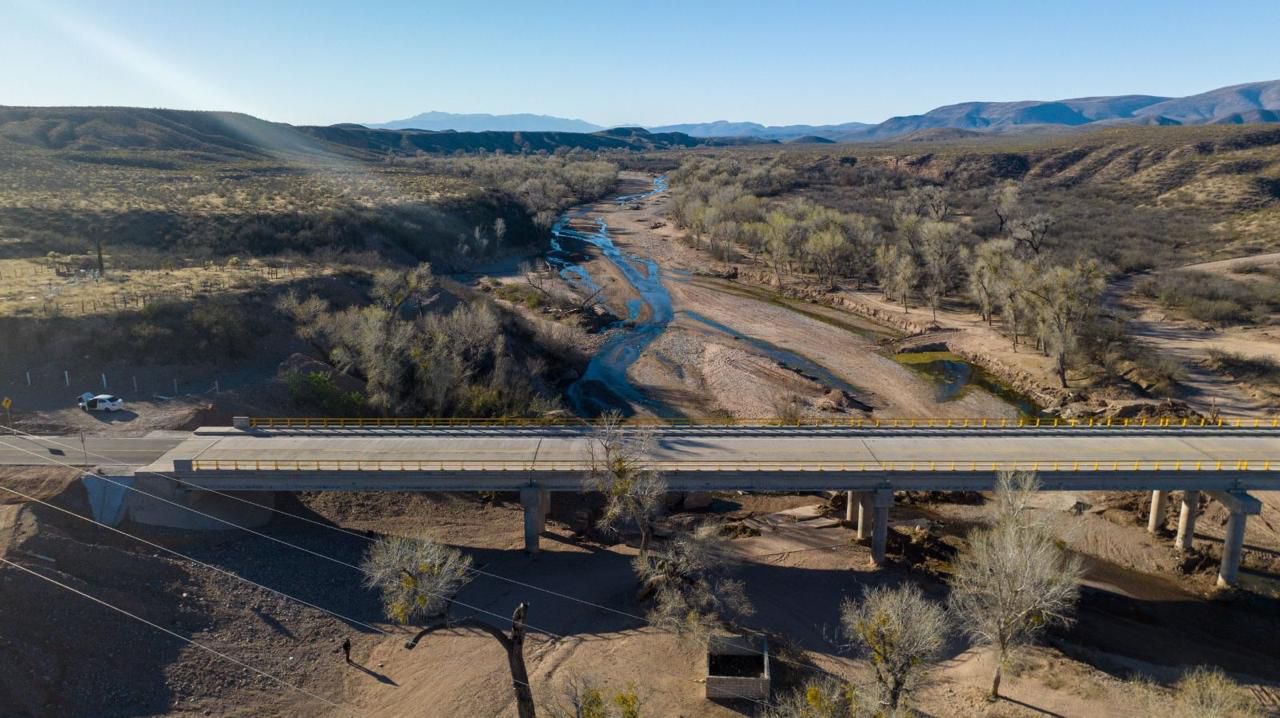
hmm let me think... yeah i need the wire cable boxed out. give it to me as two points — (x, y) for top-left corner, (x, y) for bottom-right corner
(0, 555), (345, 711)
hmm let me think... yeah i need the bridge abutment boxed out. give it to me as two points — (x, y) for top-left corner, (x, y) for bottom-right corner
(521, 486), (548, 553)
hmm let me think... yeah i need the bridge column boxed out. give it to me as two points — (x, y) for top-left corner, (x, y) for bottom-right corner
(521, 487), (548, 553)
(1147, 490), (1168, 534)
(857, 492), (874, 540)
(1218, 509), (1247, 587)
(845, 491), (857, 524)
(870, 489), (892, 567)
(1175, 490), (1199, 552)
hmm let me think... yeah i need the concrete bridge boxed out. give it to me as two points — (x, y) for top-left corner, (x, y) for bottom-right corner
(125, 417), (1280, 587)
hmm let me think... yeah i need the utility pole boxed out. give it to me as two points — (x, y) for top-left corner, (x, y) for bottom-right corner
(80, 431), (88, 468)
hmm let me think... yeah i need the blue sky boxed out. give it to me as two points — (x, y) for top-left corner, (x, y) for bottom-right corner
(3, 0), (1278, 127)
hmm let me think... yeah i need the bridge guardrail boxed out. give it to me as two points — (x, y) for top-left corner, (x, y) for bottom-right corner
(189, 458), (1279, 473)
(246, 416), (1280, 430)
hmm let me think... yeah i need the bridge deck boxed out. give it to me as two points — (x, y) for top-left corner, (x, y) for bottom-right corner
(143, 428), (1280, 492)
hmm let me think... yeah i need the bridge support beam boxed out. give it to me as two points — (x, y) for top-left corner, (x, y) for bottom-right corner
(857, 492), (874, 540)
(1175, 490), (1199, 552)
(521, 486), (548, 553)
(870, 489), (892, 567)
(1147, 490), (1167, 534)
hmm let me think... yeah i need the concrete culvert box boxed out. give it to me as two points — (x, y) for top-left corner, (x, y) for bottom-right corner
(705, 634), (770, 701)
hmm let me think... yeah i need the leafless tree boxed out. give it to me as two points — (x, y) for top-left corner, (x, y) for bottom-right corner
(1009, 212), (1055, 256)
(586, 412), (667, 560)
(968, 239), (1014, 325)
(918, 221), (969, 320)
(989, 181), (1022, 235)
(372, 262), (436, 315)
(633, 524), (753, 641)
(948, 472), (1083, 701)
(875, 241), (918, 312)
(362, 535), (537, 717)
(841, 584), (948, 711)
(1025, 259), (1106, 387)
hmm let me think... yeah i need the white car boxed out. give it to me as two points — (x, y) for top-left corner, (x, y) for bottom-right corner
(78, 392), (124, 412)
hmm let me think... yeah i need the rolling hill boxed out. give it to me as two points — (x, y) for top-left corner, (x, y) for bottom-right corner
(0, 107), (762, 160)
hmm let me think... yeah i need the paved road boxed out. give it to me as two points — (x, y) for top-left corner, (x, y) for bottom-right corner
(0, 434), (185, 467)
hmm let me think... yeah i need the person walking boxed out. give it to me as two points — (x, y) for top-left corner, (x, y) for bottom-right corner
(338, 637), (352, 664)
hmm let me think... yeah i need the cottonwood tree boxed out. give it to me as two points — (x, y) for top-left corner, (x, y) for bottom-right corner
(362, 535), (538, 717)
(586, 412), (667, 561)
(841, 584), (948, 711)
(1009, 212), (1055, 256)
(949, 472), (1083, 701)
(1026, 259), (1106, 387)
(764, 676), (878, 718)
(968, 239), (1015, 325)
(372, 262), (436, 315)
(875, 241), (919, 312)
(989, 181), (1022, 235)
(805, 227), (850, 288)
(918, 221), (970, 320)
(634, 524), (753, 641)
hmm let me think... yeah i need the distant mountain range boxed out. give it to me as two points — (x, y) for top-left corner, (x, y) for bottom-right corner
(370, 111), (603, 133)
(375, 80), (1280, 142)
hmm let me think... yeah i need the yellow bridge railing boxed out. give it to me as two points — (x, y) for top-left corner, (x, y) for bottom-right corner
(246, 416), (1280, 430)
(190, 459), (1278, 473)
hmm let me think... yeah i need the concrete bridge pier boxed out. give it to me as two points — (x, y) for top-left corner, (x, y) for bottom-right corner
(845, 491), (857, 524)
(1147, 490), (1168, 533)
(857, 492), (874, 541)
(1207, 490), (1261, 587)
(1175, 490), (1199, 552)
(870, 489), (892, 566)
(521, 486), (549, 553)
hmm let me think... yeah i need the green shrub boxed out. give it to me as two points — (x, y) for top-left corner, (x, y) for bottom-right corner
(285, 371), (365, 415)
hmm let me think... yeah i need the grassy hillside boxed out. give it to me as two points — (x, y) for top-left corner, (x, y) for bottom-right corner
(768, 124), (1280, 263)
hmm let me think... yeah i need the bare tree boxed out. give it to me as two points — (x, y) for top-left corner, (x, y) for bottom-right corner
(372, 262), (436, 315)
(1009, 212), (1055, 256)
(841, 584), (948, 711)
(969, 239), (1014, 325)
(362, 535), (537, 717)
(586, 412), (667, 560)
(1025, 259), (1106, 387)
(948, 472), (1083, 701)
(633, 524), (753, 641)
(989, 181), (1022, 235)
(875, 241), (918, 312)
(918, 221), (969, 320)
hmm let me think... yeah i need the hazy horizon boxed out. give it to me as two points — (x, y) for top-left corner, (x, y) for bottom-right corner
(3, 0), (1279, 127)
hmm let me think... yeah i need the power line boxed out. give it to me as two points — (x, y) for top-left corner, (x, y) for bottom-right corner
(0, 555), (345, 711)
(0, 434), (566, 641)
(2, 427), (834, 683)
(0, 482), (389, 636)
(0, 435), (780, 710)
